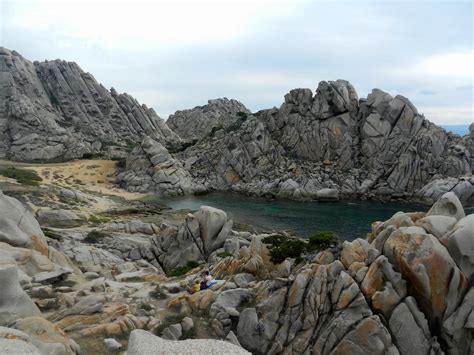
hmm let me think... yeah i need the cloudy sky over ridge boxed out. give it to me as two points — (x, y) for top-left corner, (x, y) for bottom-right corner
(1, 0), (472, 125)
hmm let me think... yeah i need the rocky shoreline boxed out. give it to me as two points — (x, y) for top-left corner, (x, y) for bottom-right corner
(0, 165), (472, 354)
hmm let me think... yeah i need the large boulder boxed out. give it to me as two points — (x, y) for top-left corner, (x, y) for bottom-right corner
(36, 208), (83, 228)
(441, 214), (474, 282)
(382, 227), (468, 326)
(13, 317), (80, 354)
(0, 191), (46, 248)
(0, 265), (40, 326)
(127, 329), (250, 355)
(152, 206), (235, 272)
(426, 192), (465, 221)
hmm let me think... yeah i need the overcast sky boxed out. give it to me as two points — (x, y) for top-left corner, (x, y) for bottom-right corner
(1, 0), (473, 125)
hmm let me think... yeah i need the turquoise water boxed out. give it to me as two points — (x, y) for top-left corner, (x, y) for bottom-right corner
(163, 193), (427, 241)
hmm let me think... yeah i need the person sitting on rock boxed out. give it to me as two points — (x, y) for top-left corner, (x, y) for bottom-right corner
(204, 271), (217, 288)
(200, 280), (207, 290)
(187, 279), (201, 294)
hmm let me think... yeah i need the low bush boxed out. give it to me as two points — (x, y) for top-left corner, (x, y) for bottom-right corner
(88, 215), (111, 224)
(308, 231), (336, 251)
(149, 285), (168, 300)
(263, 231), (337, 263)
(262, 234), (307, 264)
(84, 230), (108, 243)
(217, 251), (233, 258)
(0, 167), (42, 186)
(42, 228), (62, 241)
(167, 261), (200, 277)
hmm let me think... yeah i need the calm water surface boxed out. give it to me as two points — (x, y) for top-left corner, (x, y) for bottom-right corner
(163, 192), (427, 241)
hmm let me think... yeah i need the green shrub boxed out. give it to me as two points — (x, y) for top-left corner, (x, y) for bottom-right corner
(307, 231), (336, 251)
(168, 140), (198, 154)
(139, 303), (153, 311)
(149, 285), (168, 300)
(0, 167), (42, 186)
(81, 152), (103, 159)
(236, 111), (248, 119)
(217, 251), (233, 258)
(167, 261), (200, 277)
(114, 158), (127, 169)
(42, 228), (62, 241)
(262, 234), (307, 264)
(227, 142), (237, 151)
(88, 215), (111, 224)
(84, 230), (107, 243)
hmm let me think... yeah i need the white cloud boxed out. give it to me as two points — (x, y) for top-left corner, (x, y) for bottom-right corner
(6, 0), (309, 50)
(417, 51), (474, 79)
(419, 105), (473, 125)
(395, 50), (474, 85)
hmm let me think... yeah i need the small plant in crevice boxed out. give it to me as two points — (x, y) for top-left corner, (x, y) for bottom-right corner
(42, 228), (63, 241)
(149, 285), (168, 300)
(167, 261), (200, 277)
(84, 230), (108, 243)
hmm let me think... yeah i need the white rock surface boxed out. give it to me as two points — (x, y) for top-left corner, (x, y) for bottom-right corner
(127, 330), (250, 355)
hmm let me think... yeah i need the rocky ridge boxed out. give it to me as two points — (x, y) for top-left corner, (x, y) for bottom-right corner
(121, 81), (473, 204)
(167, 97), (250, 141)
(0, 47), (179, 161)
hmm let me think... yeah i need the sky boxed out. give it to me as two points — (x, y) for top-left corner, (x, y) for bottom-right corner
(0, 0), (473, 126)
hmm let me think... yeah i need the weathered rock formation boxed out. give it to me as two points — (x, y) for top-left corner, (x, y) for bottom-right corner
(0, 47), (178, 161)
(188, 192), (472, 354)
(121, 80), (473, 204)
(167, 98), (250, 141)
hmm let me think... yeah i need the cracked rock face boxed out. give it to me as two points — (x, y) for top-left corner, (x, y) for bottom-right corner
(121, 80), (473, 202)
(199, 192), (473, 355)
(0, 47), (178, 161)
(167, 98), (250, 141)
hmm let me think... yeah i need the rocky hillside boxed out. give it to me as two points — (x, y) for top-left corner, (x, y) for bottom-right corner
(167, 98), (250, 141)
(0, 47), (179, 161)
(121, 80), (473, 204)
(0, 168), (472, 354)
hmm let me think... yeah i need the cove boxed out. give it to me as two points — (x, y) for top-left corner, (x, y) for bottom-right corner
(162, 192), (427, 241)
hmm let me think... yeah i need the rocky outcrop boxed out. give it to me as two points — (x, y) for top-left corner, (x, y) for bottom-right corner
(167, 98), (250, 141)
(169, 192), (472, 354)
(127, 329), (250, 355)
(152, 206), (236, 272)
(117, 136), (198, 196)
(0, 47), (178, 161)
(121, 80), (473, 203)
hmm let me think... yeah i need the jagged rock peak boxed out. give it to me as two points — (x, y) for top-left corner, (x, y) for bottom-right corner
(0, 47), (179, 161)
(167, 97), (251, 140)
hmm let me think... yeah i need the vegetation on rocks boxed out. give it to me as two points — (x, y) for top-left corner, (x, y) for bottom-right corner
(167, 261), (200, 277)
(0, 167), (42, 186)
(263, 231), (337, 263)
(84, 230), (108, 243)
(262, 234), (308, 263)
(308, 231), (337, 250)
